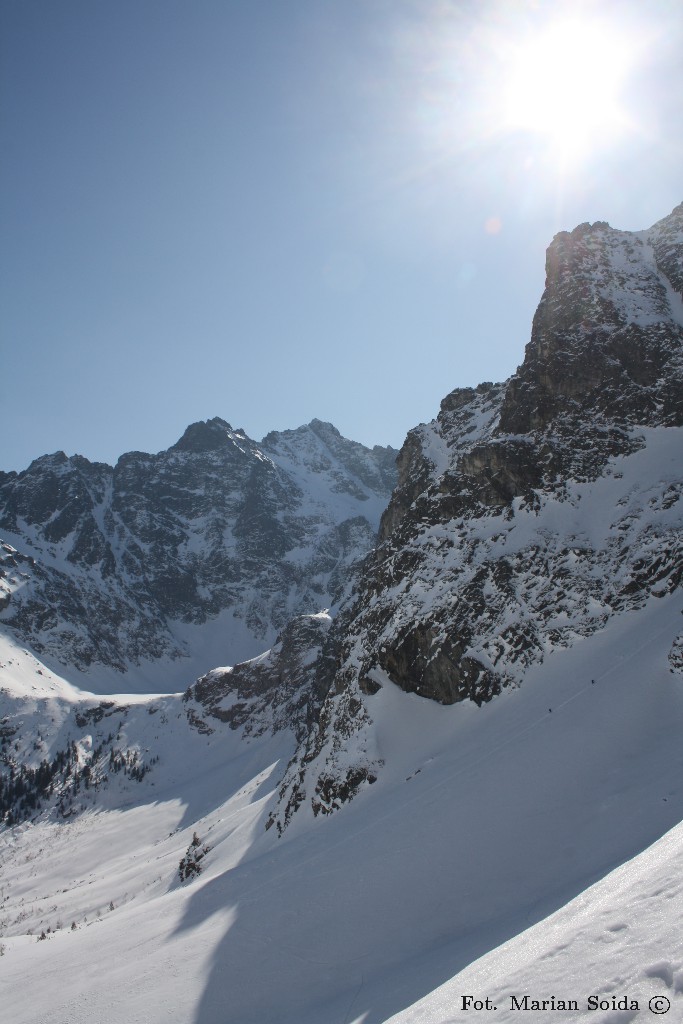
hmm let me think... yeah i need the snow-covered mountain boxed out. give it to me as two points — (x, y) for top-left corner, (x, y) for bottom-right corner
(269, 203), (683, 829)
(0, 418), (397, 690)
(0, 204), (682, 1024)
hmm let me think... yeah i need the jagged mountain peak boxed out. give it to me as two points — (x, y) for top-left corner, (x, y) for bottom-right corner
(498, 203), (683, 437)
(307, 417), (341, 437)
(261, 418), (341, 448)
(26, 450), (70, 470)
(262, 419), (399, 498)
(170, 416), (238, 453)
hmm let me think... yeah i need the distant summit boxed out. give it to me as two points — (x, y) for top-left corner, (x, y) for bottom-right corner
(170, 417), (236, 453)
(0, 420), (397, 687)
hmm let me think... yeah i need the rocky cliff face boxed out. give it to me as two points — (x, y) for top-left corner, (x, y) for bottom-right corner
(269, 203), (683, 831)
(499, 208), (683, 437)
(0, 419), (397, 683)
(183, 611), (336, 744)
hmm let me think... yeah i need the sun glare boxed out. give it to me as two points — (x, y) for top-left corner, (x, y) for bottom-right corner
(503, 19), (634, 161)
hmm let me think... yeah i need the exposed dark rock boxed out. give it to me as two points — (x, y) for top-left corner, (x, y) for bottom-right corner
(499, 210), (683, 436)
(185, 612), (336, 742)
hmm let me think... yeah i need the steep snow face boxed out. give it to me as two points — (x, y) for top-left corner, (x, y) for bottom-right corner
(0, 420), (396, 690)
(270, 204), (683, 825)
(387, 818), (683, 1024)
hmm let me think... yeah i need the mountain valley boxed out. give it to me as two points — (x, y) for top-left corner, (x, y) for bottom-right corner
(1, 204), (682, 1024)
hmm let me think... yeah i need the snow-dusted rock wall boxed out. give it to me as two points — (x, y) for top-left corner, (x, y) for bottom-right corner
(271, 203), (683, 828)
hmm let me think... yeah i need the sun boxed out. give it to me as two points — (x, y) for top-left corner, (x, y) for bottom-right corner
(502, 18), (634, 161)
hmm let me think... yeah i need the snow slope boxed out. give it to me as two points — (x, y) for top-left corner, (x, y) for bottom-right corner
(0, 590), (681, 1024)
(388, 819), (683, 1024)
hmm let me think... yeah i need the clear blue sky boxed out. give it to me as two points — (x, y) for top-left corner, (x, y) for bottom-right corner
(1, 0), (681, 472)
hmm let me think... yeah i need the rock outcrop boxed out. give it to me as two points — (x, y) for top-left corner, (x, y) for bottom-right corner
(184, 611), (336, 743)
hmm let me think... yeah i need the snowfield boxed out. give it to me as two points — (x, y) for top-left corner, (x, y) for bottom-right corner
(1, 585), (681, 1023)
